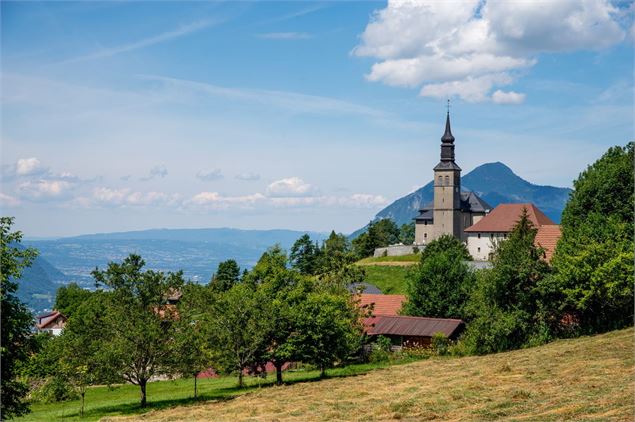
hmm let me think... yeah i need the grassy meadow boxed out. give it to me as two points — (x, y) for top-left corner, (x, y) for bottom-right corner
(108, 328), (634, 421)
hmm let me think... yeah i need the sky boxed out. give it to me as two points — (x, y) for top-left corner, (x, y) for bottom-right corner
(1, 0), (633, 238)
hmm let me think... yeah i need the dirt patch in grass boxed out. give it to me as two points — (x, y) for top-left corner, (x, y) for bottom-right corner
(110, 328), (634, 421)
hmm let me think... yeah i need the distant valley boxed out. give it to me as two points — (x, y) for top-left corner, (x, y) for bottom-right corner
(20, 228), (327, 312)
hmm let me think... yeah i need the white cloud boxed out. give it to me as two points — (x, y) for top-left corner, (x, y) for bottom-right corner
(185, 192), (266, 210)
(17, 179), (73, 200)
(491, 90), (526, 105)
(140, 165), (168, 181)
(90, 187), (180, 207)
(257, 32), (311, 40)
(0, 192), (21, 207)
(196, 169), (223, 181)
(2, 157), (51, 180)
(266, 177), (317, 197)
(235, 172), (260, 181)
(354, 0), (626, 103)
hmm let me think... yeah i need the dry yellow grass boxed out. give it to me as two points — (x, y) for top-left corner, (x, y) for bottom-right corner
(110, 328), (634, 421)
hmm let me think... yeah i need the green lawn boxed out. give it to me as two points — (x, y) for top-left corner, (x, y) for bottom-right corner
(18, 360), (422, 421)
(362, 265), (411, 294)
(357, 254), (420, 264)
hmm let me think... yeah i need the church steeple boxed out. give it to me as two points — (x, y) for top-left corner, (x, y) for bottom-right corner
(440, 111), (456, 163)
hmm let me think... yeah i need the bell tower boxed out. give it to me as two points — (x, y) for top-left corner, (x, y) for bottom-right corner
(431, 108), (462, 240)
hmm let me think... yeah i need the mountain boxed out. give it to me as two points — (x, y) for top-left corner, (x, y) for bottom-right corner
(24, 228), (328, 301)
(16, 252), (69, 313)
(352, 162), (571, 237)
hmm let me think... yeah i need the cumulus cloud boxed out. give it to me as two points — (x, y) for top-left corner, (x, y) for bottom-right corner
(235, 172), (260, 181)
(2, 157), (51, 180)
(354, 0), (626, 102)
(89, 187), (180, 207)
(266, 177), (317, 197)
(196, 169), (223, 181)
(491, 90), (526, 105)
(140, 165), (168, 181)
(17, 179), (73, 201)
(0, 192), (21, 207)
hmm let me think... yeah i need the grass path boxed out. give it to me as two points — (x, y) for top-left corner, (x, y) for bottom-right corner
(111, 328), (634, 421)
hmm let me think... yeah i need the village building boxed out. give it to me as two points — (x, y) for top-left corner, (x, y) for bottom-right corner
(414, 112), (491, 245)
(35, 310), (67, 336)
(358, 293), (465, 348)
(464, 203), (561, 261)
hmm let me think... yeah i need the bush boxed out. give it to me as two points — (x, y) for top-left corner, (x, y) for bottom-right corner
(30, 376), (78, 403)
(368, 336), (392, 363)
(431, 333), (450, 356)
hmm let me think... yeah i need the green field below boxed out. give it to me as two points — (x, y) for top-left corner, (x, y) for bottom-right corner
(111, 328), (635, 421)
(357, 254), (420, 264)
(361, 265), (411, 295)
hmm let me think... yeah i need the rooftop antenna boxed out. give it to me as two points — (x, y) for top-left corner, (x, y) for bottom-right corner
(446, 98), (451, 114)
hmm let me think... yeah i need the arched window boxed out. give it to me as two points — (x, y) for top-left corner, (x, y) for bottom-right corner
(438, 176), (443, 185)
(444, 175), (449, 186)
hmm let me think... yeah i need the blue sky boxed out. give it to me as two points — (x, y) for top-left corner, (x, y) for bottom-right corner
(1, 1), (633, 237)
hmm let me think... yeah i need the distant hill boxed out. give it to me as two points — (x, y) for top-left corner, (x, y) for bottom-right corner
(351, 162), (571, 238)
(16, 252), (69, 313)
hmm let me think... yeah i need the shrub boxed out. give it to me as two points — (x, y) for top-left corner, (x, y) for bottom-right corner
(30, 376), (78, 404)
(431, 333), (450, 356)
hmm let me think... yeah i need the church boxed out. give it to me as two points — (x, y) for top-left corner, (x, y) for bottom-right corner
(414, 112), (491, 245)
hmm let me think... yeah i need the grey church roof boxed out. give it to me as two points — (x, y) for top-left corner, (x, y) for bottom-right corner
(414, 191), (491, 223)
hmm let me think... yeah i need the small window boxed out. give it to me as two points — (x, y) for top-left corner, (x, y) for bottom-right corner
(477, 247), (481, 253)
(424, 233), (427, 239)
(477, 233), (481, 239)
(503, 233), (507, 239)
(490, 233), (494, 239)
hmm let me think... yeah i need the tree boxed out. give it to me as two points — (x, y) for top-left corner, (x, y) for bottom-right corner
(57, 291), (116, 416)
(315, 231), (355, 274)
(420, 234), (471, 262)
(290, 290), (363, 377)
(1, 217), (38, 419)
(208, 283), (269, 387)
(54, 282), (92, 319)
(402, 237), (475, 319)
(92, 254), (185, 407)
(543, 143), (634, 335)
(352, 219), (400, 258)
(210, 259), (240, 292)
(462, 209), (551, 354)
(289, 234), (319, 275)
(173, 283), (212, 399)
(399, 222), (415, 245)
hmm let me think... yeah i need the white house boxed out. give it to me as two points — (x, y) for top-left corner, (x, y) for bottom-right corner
(464, 203), (561, 261)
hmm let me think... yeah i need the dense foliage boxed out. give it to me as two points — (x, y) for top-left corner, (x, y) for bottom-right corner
(461, 209), (552, 354)
(402, 235), (474, 319)
(352, 219), (400, 258)
(542, 142), (634, 335)
(1, 217), (38, 419)
(209, 259), (241, 292)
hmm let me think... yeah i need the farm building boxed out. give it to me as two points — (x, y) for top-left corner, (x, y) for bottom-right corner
(358, 293), (465, 347)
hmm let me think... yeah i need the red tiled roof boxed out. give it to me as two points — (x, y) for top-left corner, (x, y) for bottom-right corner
(358, 294), (406, 316)
(36, 310), (67, 329)
(367, 315), (465, 338)
(465, 203), (555, 233)
(535, 224), (562, 262)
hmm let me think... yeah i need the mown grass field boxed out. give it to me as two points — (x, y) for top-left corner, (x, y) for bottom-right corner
(356, 254), (420, 265)
(18, 359), (422, 421)
(361, 265), (411, 295)
(110, 328), (634, 421)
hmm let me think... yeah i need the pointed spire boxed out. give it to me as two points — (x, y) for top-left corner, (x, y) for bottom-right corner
(441, 107), (455, 144)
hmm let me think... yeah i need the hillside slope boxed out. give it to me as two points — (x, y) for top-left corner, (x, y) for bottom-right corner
(115, 328), (634, 421)
(352, 162), (571, 238)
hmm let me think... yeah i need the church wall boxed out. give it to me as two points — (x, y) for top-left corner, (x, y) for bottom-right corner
(414, 221), (434, 244)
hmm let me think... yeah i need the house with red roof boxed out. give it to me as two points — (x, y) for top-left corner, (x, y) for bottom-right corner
(464, 203), (561, 261)
(35, 310), (67, 336)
